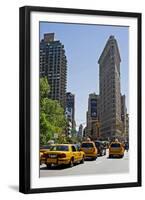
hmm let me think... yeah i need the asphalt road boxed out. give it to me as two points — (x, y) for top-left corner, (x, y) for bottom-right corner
(40, 150), (129, 177)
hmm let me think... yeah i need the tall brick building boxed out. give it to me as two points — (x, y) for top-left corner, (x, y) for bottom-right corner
(40, 33), (67, 108)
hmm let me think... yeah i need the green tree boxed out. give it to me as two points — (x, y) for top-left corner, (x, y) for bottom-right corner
(40, 77), (50, 99)
(40, 112), (53, 145)
(40, 77), (67, 145)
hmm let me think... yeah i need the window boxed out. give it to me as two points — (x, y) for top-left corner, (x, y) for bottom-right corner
(50, 145), (69, 151)
(111, 143), (121, 148)
(81, 143), (94, 148)
(71, 145), (76, 152)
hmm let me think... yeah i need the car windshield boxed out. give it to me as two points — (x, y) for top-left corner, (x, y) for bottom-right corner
(81, 143), (94, 148)
(50, 145), (69, 151)
(111, 143), (121, 148)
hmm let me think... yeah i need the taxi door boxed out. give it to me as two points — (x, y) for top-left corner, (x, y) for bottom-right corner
(71, 145), (79, 163)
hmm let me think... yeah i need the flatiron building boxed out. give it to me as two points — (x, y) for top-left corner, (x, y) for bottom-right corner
(98, 35), (123, 139)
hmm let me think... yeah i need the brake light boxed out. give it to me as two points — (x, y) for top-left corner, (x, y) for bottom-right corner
(58, 153), (66, 158)
(43, 153), (48, 158)
(92, 148), (96, 152)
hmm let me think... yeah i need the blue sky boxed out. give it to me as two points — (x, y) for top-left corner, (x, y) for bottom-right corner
(40, 22), (129, 129)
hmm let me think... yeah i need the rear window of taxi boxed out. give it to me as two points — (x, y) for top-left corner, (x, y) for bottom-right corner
(110, 143), (121, 148)
(40, 145), (51, 149)
(50, 145), (69, 151)
(81, 143), (94, 148)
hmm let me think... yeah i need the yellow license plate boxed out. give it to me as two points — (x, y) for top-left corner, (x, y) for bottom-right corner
(47, 158), (57, 163)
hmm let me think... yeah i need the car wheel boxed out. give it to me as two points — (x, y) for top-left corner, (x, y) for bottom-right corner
(80, 156), (84, 164)
(93, 156), (97, 160)
(69, 158), (74, 167)
(102, 151), (105, 156)
(46, 164), (51, 169)
(109, 155), (112, 158)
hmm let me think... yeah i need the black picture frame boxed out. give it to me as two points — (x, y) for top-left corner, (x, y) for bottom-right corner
(19, 6), (142, 194)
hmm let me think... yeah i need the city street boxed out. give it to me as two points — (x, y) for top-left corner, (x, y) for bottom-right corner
(40, 150), (129, 177)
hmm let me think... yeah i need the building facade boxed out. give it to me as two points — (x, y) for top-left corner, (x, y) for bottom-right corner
(86, 93), (100, 140)
(78, 124), (83, 140)
(121, 95), (127, 137)
(98, 35), (123, 140)
(65, 92), (75, 129)
(40, 33), (67, 108)
(126, 113), (129, 141)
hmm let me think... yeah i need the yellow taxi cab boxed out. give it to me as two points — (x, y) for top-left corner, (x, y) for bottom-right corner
(40, 145), (52, 165)
(80, 139), (98, 160)
(109, 140), (125, 158)
(41, 144), (85, 168)
(40, 152), (43, 165)
(40, 145), (52, 154)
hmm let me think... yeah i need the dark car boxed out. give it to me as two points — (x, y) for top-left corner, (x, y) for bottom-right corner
(124, 142), (129, 151)
(95, 141), (106, 156)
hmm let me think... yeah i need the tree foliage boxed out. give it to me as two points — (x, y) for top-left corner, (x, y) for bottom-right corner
(40, 77), (50, 99)
(40, 77), (67, 145)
